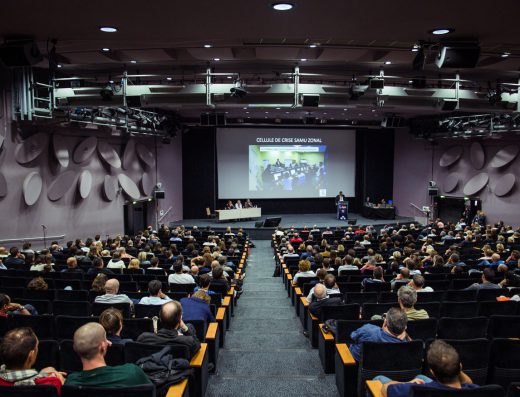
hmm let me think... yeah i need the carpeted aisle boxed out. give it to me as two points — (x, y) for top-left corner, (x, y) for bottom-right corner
(206, 240), (338, 396)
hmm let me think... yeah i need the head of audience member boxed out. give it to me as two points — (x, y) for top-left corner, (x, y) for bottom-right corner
(199, 273), (211, 290)
(298, 260), (311, 273)
(312, 283), (327, 300)
(73, 322), (111, 368)
(397, 286), (418, 310)
(173, 262), (184, 274)
(159, 301), (183, 330)
(191, 265), (199, 276)
(91, 273), (108, 292)
(383, 307), (408, 338)
(373, 266), (384, 280)
(323, 274), (337, 290)
(92, 257), (104, 269)
(316, 268), (327, 281)
(409, 274), (426, 290)
(212, 266), (225, 280)
(27, 277), (48, 291)
(192, 289), (211, 304)
(128, 258), (140, 269)
(104, 279), (120, 295)
(67, 257), (78, 269)
(448, 253), (460, 264)
(322, 258), (331, 270)
(398, 267), (410, 280)
(149, 257), (160, 268)
(147, 280), (163, 297)
(426, 340), (463, 384)
(99, 308), (123, 337)
(497, 263), (508, 273)
(0, 327), (39, 370)
(482, 268), (495, 284)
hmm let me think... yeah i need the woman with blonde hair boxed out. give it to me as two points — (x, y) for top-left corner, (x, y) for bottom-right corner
(293, 260), (316, 283)
(127, 258), (144, 274)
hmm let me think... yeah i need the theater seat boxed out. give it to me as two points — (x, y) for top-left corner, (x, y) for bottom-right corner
(437, 317), (489, 340)
(0, 385), (58, 397)
(61, 384), (155, 397)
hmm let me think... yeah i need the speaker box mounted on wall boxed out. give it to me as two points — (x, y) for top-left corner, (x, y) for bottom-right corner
(153, 190), (165, 199)
(428, 187), (439, 196)
(0, 39), (43, 67)
(435, 41), (481, 69)
(369, 78), (384, 89)
(301, 94), (320, 107)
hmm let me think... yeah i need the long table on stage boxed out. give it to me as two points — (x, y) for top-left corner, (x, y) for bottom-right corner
(215, 207), (262, 221)
(361, 205), (396, 220)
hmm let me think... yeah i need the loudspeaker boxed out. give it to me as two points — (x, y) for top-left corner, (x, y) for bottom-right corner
(263, 217), (282, 227)
(0, 40), (43, 67)
(440, 99), (458, 111)
(348, 219), (357, 225)
(369, 78), (384, 89)
(154, 190), (165, 199)
(301, 94), (320, 107)
(428, 187), (439, 196)
(435, 42), (480, 69)
(255, 221), (264, 228)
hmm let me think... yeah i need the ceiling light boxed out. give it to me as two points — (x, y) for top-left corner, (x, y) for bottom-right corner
(309, 44), (318, 48)
(166, 77), (172, 81)
(213, 58), (220, 61)
(227, 76), (232, 79)
(57, 64), (62, 68)
(271, 2), (294, 11)
(384, 61), (391, 65)
(412, 45), (420, 52)
(130, 60), (137, 64)
(501, 52), (510, 58)
(408, 80), (413, 83)
(243, 107), (247, 110)
(300, 58), (307, 62)
(430, 28), (454, 35)
(100, 27), (117, 33)
(101, 47), (111, 52)
(276, 107), (281, 110)
(204, 44), (212, 48)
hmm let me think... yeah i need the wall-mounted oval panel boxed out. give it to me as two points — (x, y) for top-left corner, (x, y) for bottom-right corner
(73, 136), (98, 163)
(490, 145), (519, 168)
(494, 173), (516, 197)
(52, 134), (70, 168)
(47, 170), (77, 201)
(443, 173), (459, 193)
(122, 140), (136, 170)
(469, 142), (485, 170)
(136, 144), (156, 168)
(0, 172), (7, 198)
(463, 173), (489, 196)
(141, 173), (155, 196)
(118, 174), (140, 199)
(98, 141), (121, 169)
(103, 175), (117, 201)
(23, 171), (43, 206)
(439, 146), (463, 167)
(15, 133), (48, 165)
(78, 170), (93, 199)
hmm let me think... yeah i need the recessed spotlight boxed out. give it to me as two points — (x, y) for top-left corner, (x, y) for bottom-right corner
(243, 107), (248, 110)
(408, 80), (413, 84)
(246, 111), (250, 114)
(130, 60), (137, 64)
(285, 111), (290, 114)
(109, 80), (114, 84)
(101, 47), (111, 52)
(100, 27), (117, 33)
(343, 108), (347, 111)
(265, 111), (269, 114)
(501, 52), (510, 58)
(271, 2), (294, 11)
(309, 44), (318, 48)
(430, 28), (454, 35)
(166, 77), (172, 81)
(371, 109), (376, 112)
(276, 107), (281, 110)
(300, 58), (307, 62)
(213, 58), (220, 61)
(412, 45), (420, 52)
(384, 61), (391, 65)
(358, 113), (362, 116)
(204, 44), (212, 48)
(227, 76), (232, 79)
(323, 112), (327, 115)
(57, 64), (62, 68)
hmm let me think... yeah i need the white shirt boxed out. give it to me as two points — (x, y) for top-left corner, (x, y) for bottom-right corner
(235, 203), (243, 209)
(168, 273), (196, 284)
(139, 296), (172, 305)
(107, 259), (125, 269)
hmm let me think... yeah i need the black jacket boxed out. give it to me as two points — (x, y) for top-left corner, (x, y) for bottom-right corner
(136, 324), (200, 360)
(309, 296), (343, 317)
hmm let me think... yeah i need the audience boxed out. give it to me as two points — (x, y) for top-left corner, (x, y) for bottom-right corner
(180, 290), (216, 326)
(99, 308), (132, 345)
(94, 279), (134, 307)
(397, 286), (429, 320)
(465, 268), (501, 290)
(138, 280), (172, 305)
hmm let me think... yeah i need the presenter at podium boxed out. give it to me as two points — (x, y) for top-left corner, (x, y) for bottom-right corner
(335, 191), (348, 221)
(335, 191), (345, 206)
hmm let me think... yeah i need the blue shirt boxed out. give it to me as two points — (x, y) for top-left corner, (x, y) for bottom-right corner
(180, 297), (215, 325)
(349, 324), (406, 361)
(388, 381), (479, 397)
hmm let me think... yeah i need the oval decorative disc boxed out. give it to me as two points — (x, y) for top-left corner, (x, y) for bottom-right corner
(463, 173), (489, 196)
(443, 173), (459, 193)
(103, 175), (118, 201)
(0, 172), (7, 198)
(23, 172), (43, 206)
(73, 136), (98, 163)
(122, 140), (136, 170)
(469, 142), (485, 170)
(141, 173), (155, 196)
(439, 146), (463, 167)
(78, 170), (93, 199)
(97, 140), (122, 168)
(490, 145), (519, 168)
(118, 174), (141, 199)
(47, 170), (77, 201)
(15, 133), (48, 165)
(494, 174), (516, 197)
(52, 134), (70, 168)
(136, 144), (156, 168)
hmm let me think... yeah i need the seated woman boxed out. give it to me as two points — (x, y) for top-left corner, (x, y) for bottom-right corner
(90, 273), (108, 296)
(0, 293), (33, 316)
(225, 200), (234, 210)
(180, 290), (216, 327)
(107, 251), (125, 273)
(99, 307), (132, 345)
(127, 258), (144, 274)
(293, 260), (316, 283)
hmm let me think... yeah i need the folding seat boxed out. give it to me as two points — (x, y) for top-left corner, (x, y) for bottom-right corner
(135, 303), (162, 318)
(345, 292), (377, 305)
(184, 319), (207, 342)
(407, 384), (503, 396)
(169, 283), (196, 294)
(416, 291), (444, 302)
(4, 277), (29, 287)
(121, 318), (154, 340)
(406, 318), (437, 341)
(0, 385), (58, 397)
(295, 276), (318, 288)
(52, 300), (91, 316)
(490, 338), (520, 390)
(440, 301), (479, 318)
(124, 341), (190, 363)
(126, 291), (149, 300)
(61, 384), (157, 397)
(444, 289), (478, 301)
(60, 271), (84, 280)
(16, 298), (51, 314)
(437, 317), (489, 339)
(55, 315), (99, 340)
(58, 339), (82, 372)
(0, 286), (24, 299)
(34, 339), (59, 371)
(477, 288), (508, 301)
(55, 289), (89, 301)
(118, 281), (138, 292)
(450, 278), (477, 290)
(364, 282), (391, 293)
(105, 343), (126, 367)
(338, 282), (362, 293)
(91, 302), (131, 318)
(7, 314), (54, 339)
(489, 315), (520, 338)
(319, 304), (360, 322)
(478, 301), (517, 317)
(415, 302), (441, 318)
(361, 302), (396, 320)
(54, 279), (83, 290)
(23, 289), (55, 300)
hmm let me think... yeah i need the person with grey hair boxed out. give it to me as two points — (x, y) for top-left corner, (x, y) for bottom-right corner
(398, 286), (429, 320)
(94, 279), (134, 307)
(349, 308), (409, 361)
(308, 283), (343, 318)
(408, 274), (434, 292)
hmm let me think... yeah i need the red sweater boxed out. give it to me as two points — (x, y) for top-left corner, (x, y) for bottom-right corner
(0, 376), (62, 394)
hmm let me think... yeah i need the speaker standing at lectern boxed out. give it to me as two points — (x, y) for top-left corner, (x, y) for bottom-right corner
(335, 191), (345, 206)
(335, 191), (348, 221)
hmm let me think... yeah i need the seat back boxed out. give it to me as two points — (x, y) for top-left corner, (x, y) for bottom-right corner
(16, 298), (51, 315)
(55, 289), (89, 301)
(55, 316), (99, 340)
(121, 318), (154, 340)
(489, 315), (520, 338)
(0, 385), (58, 397)
(105, 343), (126, 367)
(92, 302), (131, 318)
(406, 318), (437, 341)
(34, 339), (60, 371)
(444, 289), (478, 301)
(440, 302), (479, 318)
(61, 384), (155, 397)
(124, 341), (190, 363)
(361, 302), (396, 320)
(59, 339), (82, 372)
(335, 320), (382, 344)
(409, 384), (504, 396)
(7, 315), (54, 339)
(378, 292), (398, 303)
(52, 300), (91, 316)
(296, 276), (318, 288)
(437, 317), (489, 339)
(363, 282), (391, 293)
(490, 338), (520, 389)
(135, 304), (162, 318)
(416, 291), (445, 303)
(478, 301), (517, 317)
(319, 304), (360, 322)
(415, 302), (441, 318)
(169, 283), (196, 294)
(477, 288), (508, 301)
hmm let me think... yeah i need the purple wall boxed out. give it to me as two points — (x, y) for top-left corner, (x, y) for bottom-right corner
(0, 86), (182, 247)
(393, 129), (520, 225)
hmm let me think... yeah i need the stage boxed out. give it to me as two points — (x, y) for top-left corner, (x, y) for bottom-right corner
(169, 212), (415, 240)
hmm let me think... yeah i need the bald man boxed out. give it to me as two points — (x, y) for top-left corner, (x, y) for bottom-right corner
(65, 322), (151, 387)
(137, 301), (200, 359)
(94, 279), (134, 306)
(308, 283), (343, 318)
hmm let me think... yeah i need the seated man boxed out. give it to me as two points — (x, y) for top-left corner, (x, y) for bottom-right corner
(94, 279), (134, 307)
(168, 262), (196, 284)
(138, 280), (172, 305)
(66, 323), (151, 387)
(376, 340), (478, 397)
(87, 257), (114, 276)
(349, 308), (409, 362)
(361, 266), (385, 290)
(407, 274), (434, 292)
(465, 268), (501, 290)
(397, 286), (429, 320)
(137, 301), (200, 359)
(0, 327), (65, 391)
(62, 256), (83, 273)
(307, 273), (342, 302)
(308, 283), (343, 317)
(391, 268), (411, 292)
(478, 253), (505, 267)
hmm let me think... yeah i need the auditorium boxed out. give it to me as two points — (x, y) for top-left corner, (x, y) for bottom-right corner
(0, 1), (519, 396)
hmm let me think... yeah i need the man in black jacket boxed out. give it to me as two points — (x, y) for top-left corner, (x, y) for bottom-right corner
(136, 301), (200, 359)
(308, 283), (343, 318)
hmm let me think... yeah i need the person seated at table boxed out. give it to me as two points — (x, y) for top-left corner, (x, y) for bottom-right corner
(235, 200), (243, 209)
(225, 200), (234, 210)
(244, 199), (254, 208)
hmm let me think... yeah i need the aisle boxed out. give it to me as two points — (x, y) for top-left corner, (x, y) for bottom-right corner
(206, 240), (338, 396)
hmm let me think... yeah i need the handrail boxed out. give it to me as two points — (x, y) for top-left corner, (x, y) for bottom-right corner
(0, 234), (66, 245)
(409, 202), (428, 214)
(158, 206), (172, 222)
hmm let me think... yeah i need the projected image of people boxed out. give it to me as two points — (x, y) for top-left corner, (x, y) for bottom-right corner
(249, 145), (327, 196)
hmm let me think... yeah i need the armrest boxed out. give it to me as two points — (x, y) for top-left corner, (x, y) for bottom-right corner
(227, 286), (235, 296)
(300, 297), (309, 307)
(294, 287), (302, 296)
(366, 380), (384, 397)
(216, 307), (226, 321)
(319, 324), (334, 341)
(166, 379), (188, 397)
(309, 311), (318, 321)
(205, 322), (218, 340)
(336, 343), (356, 366)
(222, 296), (231, 307)
(287, 274), (293, 281)
(190, 343), (207, 368)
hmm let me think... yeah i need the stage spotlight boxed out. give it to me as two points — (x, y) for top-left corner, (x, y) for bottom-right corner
(230, 86), (248, 98)
(100, 84), (114, 101)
